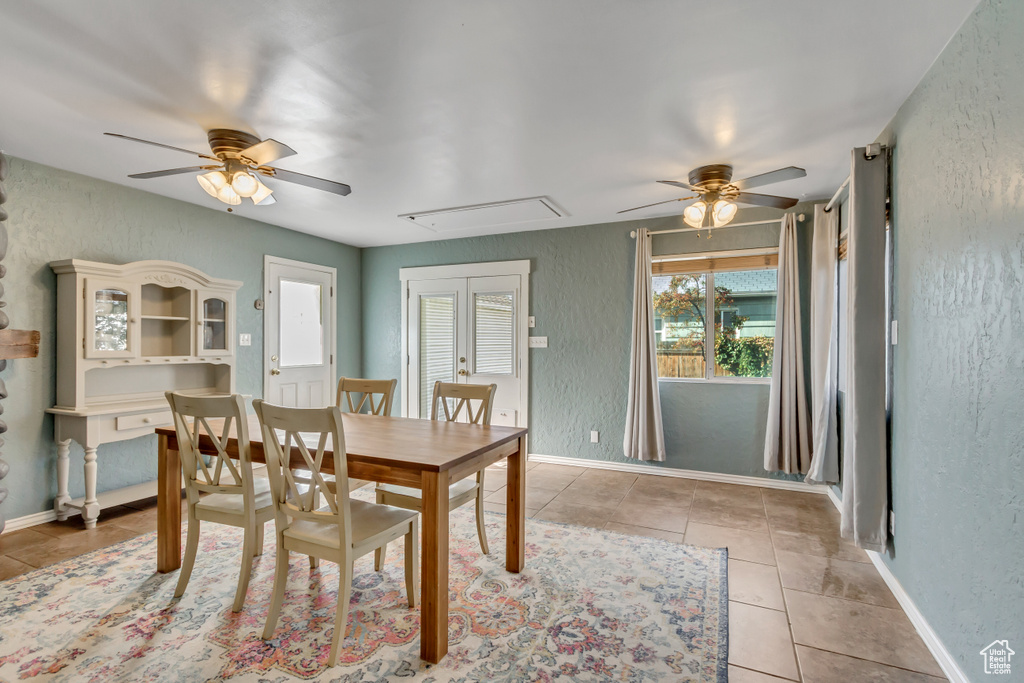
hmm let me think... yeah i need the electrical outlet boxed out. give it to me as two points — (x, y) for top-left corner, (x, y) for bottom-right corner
(528, 336), (548, 348)
(239, 333), (252, 347)
(889, 510), (896, 535)
(528, 316), (536, 328)
(590, 430), (599, 443)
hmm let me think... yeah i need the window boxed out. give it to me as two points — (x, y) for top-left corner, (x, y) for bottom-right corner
(653, 254), (778, 381)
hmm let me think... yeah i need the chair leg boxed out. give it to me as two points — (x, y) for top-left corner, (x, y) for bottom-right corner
(475, 486), (490, 555)
(404, 521), (418, 608)
(232, 525), (256, 612)
(263, 544), (290, 639)
(309, 490), (320, 569)
(174, 514), (201, 598)
(327, 560), (354, 667)
(254, 522), (265, 557)
(373, 488), (387, 571)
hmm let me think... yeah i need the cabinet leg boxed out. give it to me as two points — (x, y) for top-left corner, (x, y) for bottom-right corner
(82, 447), (100, 529)
(54, 439), (73, 521)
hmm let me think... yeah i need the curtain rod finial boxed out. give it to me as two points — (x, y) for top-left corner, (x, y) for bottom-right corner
(630, 230), (637, 238)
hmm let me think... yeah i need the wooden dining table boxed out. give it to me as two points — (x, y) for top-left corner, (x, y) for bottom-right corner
(154, 412), (528, 663)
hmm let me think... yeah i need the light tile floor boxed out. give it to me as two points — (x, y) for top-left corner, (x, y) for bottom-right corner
(0, 461), (948, 682)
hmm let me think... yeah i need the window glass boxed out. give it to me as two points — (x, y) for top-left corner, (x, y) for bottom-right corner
(653, 274), (707, 378)
(473, 292), (514, 375)
(419, 294), (455, 418)
(94, 289), (129, 351)
(279, 280), (323, 367)
(713, 270), (777, 378)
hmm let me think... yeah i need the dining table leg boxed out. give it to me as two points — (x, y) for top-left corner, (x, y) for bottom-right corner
(420, 469), (450, 663)
(157, 433), (182, 573)
(506, 435), (527, 572)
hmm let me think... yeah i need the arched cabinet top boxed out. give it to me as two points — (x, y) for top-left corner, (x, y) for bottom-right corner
(49, 259), (242, 292)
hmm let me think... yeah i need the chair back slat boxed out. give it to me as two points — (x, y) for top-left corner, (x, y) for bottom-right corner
(336, 377), (397, 416)
(430, 381), (497, 426)
(166, 392), (252, 499)
(253, 400), (352, 544)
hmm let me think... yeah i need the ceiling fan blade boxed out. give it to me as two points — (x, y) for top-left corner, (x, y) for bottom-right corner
(657, 179), (700, 192)
(127, 166), (208, 179)
(618, 196), (696, 214)
(104, 133), (219, 161)
(735, 192), (800, 209)
(263, 167), (351, 196)
(239, 138), (297, 166)
(730, 166), (806, 191)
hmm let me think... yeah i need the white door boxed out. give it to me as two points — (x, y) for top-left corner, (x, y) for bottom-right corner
(264, 256), (336, 407)
(402, 261), (529, 428)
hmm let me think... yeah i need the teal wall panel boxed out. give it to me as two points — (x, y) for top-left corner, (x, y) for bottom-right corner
(3, 157), (362, 520)
(876, 0), (1024, 671)
(362, 206), (814, 481)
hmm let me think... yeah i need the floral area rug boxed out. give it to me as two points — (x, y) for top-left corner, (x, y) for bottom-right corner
(0, 499), (727, 682)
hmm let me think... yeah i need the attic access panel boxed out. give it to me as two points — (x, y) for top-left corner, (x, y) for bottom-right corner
(400, 196), (565, 232)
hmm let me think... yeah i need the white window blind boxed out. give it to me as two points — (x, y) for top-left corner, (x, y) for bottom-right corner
(419, 294), (455, 418)
(473, 292), (514, 375)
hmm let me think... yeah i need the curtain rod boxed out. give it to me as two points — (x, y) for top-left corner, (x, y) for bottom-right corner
(823, 176), (850, 213)
(630, 217), (784, 238)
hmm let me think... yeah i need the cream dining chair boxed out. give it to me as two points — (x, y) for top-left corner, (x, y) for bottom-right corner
(374, 381), (496, 570)
(290, 376), (399, 572)
(335, 377), (398, 416)
(165, 392), (274, 612)
(253, 400), (419, 668)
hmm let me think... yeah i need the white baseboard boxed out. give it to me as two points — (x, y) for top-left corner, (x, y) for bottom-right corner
(527, 453), (827, 494)
(2, 509), (59, 533)
(2, 480), (165, 535)
(823, 487), (968, 683)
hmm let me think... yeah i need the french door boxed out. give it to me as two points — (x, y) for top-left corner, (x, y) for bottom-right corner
(264, 256), (336, 407)
(402, 262), (529, 428)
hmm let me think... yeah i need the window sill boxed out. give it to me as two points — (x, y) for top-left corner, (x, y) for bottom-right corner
(658, 377), (771, 386)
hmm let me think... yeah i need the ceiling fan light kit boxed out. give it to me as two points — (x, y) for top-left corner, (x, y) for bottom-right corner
(622, 163), (806, 230)
(106, 127), (349, 209)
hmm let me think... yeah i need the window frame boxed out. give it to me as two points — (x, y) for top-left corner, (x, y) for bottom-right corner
(653, 248), (778, 385)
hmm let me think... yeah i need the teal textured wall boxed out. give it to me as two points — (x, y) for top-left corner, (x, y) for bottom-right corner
(878, 0), (1023, 672)
(361, 206), (813, 480)
(3, 157), (362, 519)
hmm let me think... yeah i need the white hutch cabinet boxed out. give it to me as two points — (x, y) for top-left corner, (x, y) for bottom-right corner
(47, 260), (241, 528)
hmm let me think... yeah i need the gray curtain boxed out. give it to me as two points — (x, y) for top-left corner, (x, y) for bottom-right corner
(841, 147), (889, 552)
(806, 204), (840, 484)
(764, 214), (812, 474)
(623, 228), (665, 461)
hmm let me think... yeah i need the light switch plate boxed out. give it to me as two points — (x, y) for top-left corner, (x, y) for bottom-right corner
(590, 430), (599, 443)
(239, 333), (252, 347)
(528, 336), (548, 348)
(528, 316), (536, 328)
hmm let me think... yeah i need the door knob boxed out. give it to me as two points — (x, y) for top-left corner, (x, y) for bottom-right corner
(270, 368), (281, 376)
(458, 369), (468, 376)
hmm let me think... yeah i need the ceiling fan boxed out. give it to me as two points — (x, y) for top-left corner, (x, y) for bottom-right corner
(104, 129), (351, 207)
(620, 164), (806, 228)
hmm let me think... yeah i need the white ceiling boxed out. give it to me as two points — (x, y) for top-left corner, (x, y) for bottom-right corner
(0, 1), (978, 247)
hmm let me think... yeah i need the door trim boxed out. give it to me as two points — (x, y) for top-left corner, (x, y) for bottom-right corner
(399, 260), (530, 424)
(263, 255), (337, 401)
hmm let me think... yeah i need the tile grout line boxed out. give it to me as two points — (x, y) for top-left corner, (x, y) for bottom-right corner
(762, 486), (804, 683)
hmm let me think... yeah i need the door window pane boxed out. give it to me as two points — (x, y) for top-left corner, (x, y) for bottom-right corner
(419, 294), (455, 418)
(653, 274), (706, 378)
(279, 280), (323, 367)
(94, 289), (129, 351)
(713, 270), (777, 377)
(473, 292), (514, 375)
